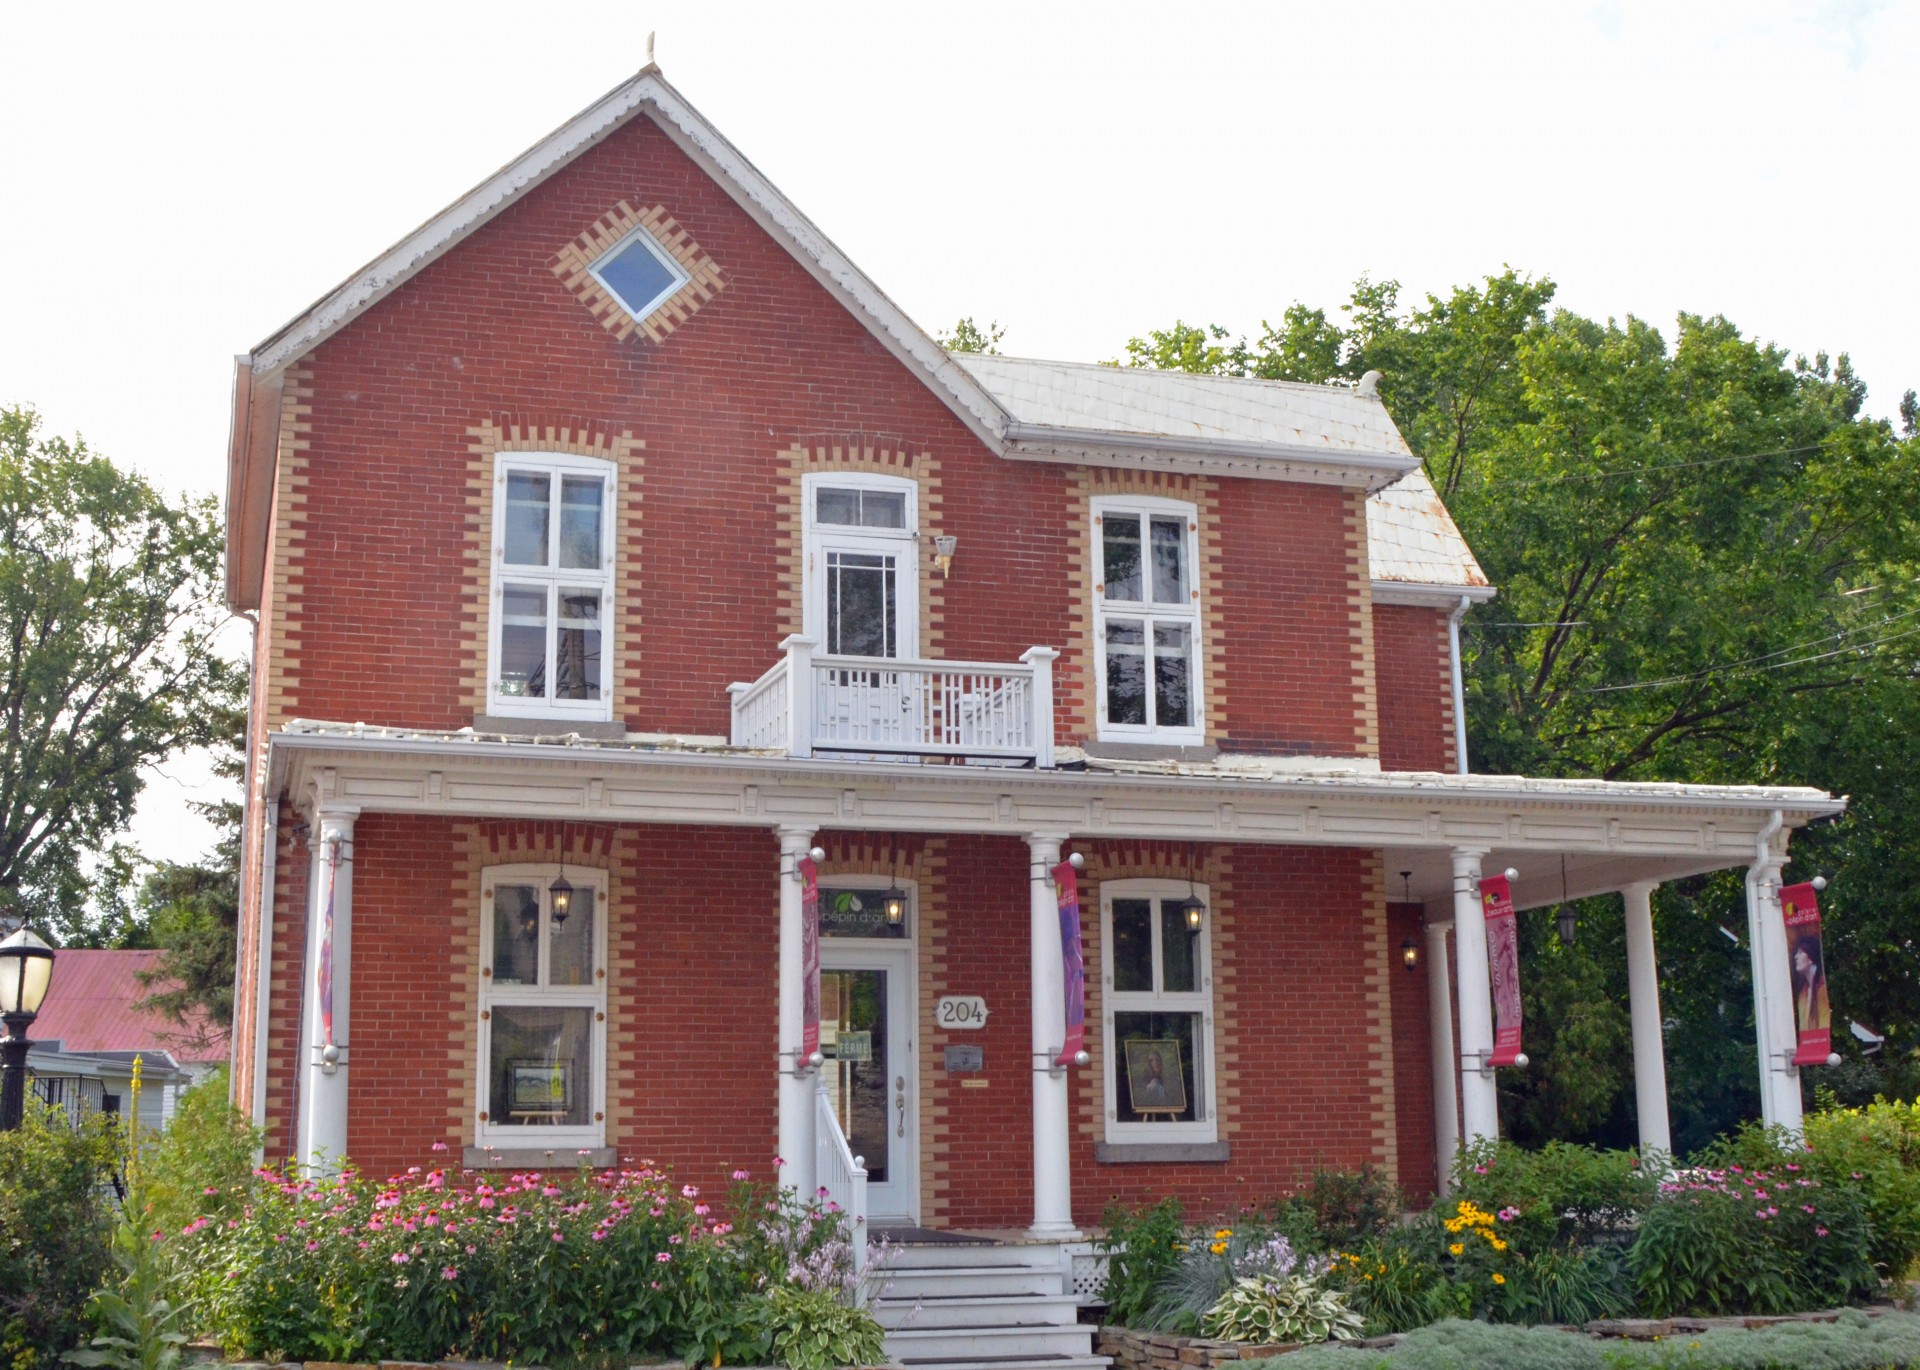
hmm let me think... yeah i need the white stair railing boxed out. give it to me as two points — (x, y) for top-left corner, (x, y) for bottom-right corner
(814, 1081), (870, 1273)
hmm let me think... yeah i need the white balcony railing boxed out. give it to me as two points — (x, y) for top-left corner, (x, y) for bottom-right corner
(814, 1081), (869, 1274)
(729, 636), (1057, 767)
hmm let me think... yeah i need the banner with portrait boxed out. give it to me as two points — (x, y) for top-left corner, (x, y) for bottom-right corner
(1780, 881), (1832, 1067)
(1053, 860), (1086, 1066)
(800, 855), (820, 1064)
(1481, 873), (1524, 1067)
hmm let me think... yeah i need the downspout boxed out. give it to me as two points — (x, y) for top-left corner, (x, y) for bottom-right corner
(1448, 596), (1472, 774)
(250, 799), (278, 1134)
(228, 611), (258, 1105)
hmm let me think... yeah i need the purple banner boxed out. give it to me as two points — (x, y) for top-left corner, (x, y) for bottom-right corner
(1054, 861), (1085, 1066)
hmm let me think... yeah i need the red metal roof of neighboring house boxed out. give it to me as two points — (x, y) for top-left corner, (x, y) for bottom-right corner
(26, 949), (228, 1064)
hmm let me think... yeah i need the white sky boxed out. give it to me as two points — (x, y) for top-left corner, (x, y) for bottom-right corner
(1, 0), (1913, 869)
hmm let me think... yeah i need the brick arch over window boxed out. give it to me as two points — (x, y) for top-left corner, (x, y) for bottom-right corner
(460, 420), (646, 725)
(774, 442), (946, 658)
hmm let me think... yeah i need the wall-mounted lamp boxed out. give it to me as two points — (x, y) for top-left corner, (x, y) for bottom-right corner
(550, 822), (574, 925)
(1178, 842), (1206, 931)
(1401, 936), (1419, 973)
(932, 534), (957, 577)
(883, 885), (907, 926)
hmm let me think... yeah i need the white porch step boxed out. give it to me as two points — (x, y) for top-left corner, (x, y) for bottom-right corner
(880, 1241), (1061, 1269)
(878, 1264), (1064, 1299)
(884, 1323), (1094, 1361)
(893, 1358), (1109, 1370)
(872, 1293), (1082, 1329)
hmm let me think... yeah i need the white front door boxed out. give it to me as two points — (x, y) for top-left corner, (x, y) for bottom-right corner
(803, 474), (922, 754)
(819, 940), (918, 1224)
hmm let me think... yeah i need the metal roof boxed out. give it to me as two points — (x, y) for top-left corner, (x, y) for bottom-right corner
(1367, 466), (1492, 594)
(27, 949), (227, 1063)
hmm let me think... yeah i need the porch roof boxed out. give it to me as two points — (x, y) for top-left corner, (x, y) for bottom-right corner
(269, 720), (1842, 913)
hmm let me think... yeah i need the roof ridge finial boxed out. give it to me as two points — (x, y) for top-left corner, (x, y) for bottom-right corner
(646, 31), (656, 68)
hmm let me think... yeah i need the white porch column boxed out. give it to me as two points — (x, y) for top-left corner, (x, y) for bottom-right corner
(1026, 832), (1079, 1238)
(777, 825), (820, 1203)
(1450, 848), (1499, 1145)
(1744, 814), (1804, 1132)
(298, 806), (357, 1174)
(1621, 881), (1673, 1157)
(1425, 916), (1460, 1194)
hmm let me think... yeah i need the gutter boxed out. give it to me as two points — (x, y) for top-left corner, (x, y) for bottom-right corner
(1449, 595), (1472, 775)
(1001, 421), (1419, 486)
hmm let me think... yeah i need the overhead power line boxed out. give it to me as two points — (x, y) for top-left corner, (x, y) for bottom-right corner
(1460, 438), (1846, 489)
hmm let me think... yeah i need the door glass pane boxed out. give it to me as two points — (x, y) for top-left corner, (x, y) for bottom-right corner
(488, 1005), (593, 1128)
(1111, 898), (1153, 992)
(558, 477), (603, 570)
(1150, 517), (1188, 604)
(499, 584), (548, 698)
(859, 491), (907, 529)
(819, 887), (908, 939)
(1102, 515), (1142, 602)
(555, 588), (602, 700)
(1154, 623), (1192, 728)
(1113, 1010), (1199, 1124)
(816, 488), (860, 526)
(1160, 899), (1198, 992)
(821, 969), (890, 1183)
(826, 551), (895, 658)
(504, 472), (550, 566)
(549, 887), (595, 986)
(1105, 619), (1146, 725)
(491, 885), (540, 985)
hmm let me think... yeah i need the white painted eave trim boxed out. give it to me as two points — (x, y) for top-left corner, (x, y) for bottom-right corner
(1372, 579), (1499, 608)
(1002, 423), (1419, 491)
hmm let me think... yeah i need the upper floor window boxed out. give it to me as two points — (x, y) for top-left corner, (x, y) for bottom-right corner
(589, 228), (692, 324)
(1093, 497), (1202, 742)
(489, 454), (615, 720)
(1100, 879), (1216, 1144)
(478, 864), (607, 1149)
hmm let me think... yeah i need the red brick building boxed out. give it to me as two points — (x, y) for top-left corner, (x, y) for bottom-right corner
(222, 64), (1840, 1257)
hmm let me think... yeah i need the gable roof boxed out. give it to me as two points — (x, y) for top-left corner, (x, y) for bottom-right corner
(1367, 466), (1493, 604)
(27, 949), (228, 1064)
(225, 66), (1446, 608)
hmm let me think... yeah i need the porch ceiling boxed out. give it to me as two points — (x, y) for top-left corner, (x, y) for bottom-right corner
(269, 723), (1841, 903)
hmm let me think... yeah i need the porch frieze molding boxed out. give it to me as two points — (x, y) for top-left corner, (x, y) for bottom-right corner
(266, 725), (1843, 860)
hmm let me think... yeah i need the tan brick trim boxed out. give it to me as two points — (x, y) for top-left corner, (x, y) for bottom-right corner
(812, 835), (949, 1225)
(1073, 842), (1231, 1146)
(1066, 471), (1227, 746)
(1360, 854), (1399, 1184)
(260, 366), (314, 730)
(459, 822), (625, 1145)
(1347, 490), (1380, 759)
(550, 201), (726, 345)
(773, 444), (946, 656)
(460, 421), (646, 722)
(1435, 609), (1459, 773)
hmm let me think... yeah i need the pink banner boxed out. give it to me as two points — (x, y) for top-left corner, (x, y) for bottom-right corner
(1781, 882), (1832, 1067)
(800, 856), (820, 1064)
(1481, 874), (1524, 1067)
(1054, 861), (1085, 1066)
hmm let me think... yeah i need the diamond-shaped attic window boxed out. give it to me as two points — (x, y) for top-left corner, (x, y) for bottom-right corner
(588, 229), (692, 324)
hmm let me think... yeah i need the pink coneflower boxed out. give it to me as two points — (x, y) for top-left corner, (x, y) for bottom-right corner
(552, 1231), (565, 1243)
(732, 1169), (752, 1181)
(432, 1141), (449, 1152)
(656, 1251), (672, 1263)
(442, 1266), (459, 1280)
(391, 1251), (412, 1265)
(694, 1203), (710, 1216)
(1817, 1227), (1830, 1237)
(305, 1241), (320, 1252)
(681, 1184), (700, 1198)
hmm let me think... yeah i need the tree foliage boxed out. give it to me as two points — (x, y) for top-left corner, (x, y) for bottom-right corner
(938, 317), (1006, 354)
(1121, 275), (1920, 1146)
(0, 406), (243, 943)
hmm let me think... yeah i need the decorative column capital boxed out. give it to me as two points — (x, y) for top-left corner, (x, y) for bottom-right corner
(1025, 832), (1069, 868)
(776, 825), (819, 856)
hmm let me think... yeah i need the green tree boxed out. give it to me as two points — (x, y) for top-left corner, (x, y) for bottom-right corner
(0, 407), (243, 942)
(938, 317), (1006, 354)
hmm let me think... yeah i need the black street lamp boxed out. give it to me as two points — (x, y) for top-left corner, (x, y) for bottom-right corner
(0, 926), (56, 1131)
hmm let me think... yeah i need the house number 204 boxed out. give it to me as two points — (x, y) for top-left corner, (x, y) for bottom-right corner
(936, 995), (989, 1029)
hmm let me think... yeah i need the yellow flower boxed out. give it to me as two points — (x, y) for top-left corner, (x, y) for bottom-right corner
(1210, 1242), (1227, 1255)
(1492, 1273), (1506, 1285)
(1215, 1228), (1233, 1239)
(1449, 1243), (1464, 1256)
(1490, 1238), (1508, 1252)
(1377, 1264), (1387, 1274)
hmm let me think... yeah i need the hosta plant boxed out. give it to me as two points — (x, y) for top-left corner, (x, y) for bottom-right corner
(1201, 1274), (1364, 1345)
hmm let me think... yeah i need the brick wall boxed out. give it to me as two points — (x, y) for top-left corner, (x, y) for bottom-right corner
(1373, 603), (1455, 772)
(1386, 900), (1436, 1202)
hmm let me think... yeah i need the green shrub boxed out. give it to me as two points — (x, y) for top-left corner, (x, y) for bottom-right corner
(1630, 1160), (1876, 1316)
(1275, 1164), (1402, 1252)
(1139, 1229), (1325, 1334)
(1451, 1139), (1658, 1252)
(1200, 1274), (1364, 1345)
(1804, 1098), (1920, 1281)
(1323, 1240), (1464, 1336)
(1278, 1308), (1920, 1369)
(764, 1284), (886, 1370)
(134, 1069), (259, 1248)
(1097, 1197), (1186, 1327)
(0, 1102), (118, 1369)
(179, 1160), (842, 1365)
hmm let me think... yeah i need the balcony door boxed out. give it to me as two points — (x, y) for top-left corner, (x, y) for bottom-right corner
(803, 475), (921, 753)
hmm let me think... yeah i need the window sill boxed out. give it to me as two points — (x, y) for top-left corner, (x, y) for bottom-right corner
(1094, 1141), (1230, 1164)
(473, 714), (624, 740)
(1082, 740), (1219, 762)
(463, 1145), (617, 1170)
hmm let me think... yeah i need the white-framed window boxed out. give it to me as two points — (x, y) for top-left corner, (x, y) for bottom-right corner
(1092, 496), (1203, 742)
(1100, 878), (1216, 1143)
(487, 453), (616, 720)
(802, 472), (919, 660)
(477, 864), (608, 1149)
(588, 227), (692, 324)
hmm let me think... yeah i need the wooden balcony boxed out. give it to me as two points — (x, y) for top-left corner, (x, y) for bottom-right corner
(728, 636), (1057, 766)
